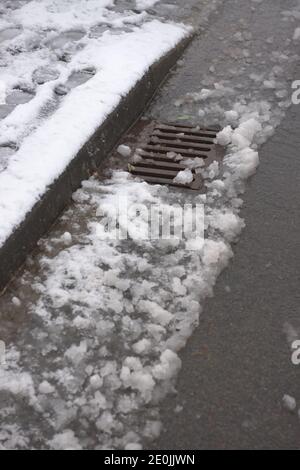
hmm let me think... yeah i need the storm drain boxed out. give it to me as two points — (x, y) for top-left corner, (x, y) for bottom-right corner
(128, 123), (224, 190)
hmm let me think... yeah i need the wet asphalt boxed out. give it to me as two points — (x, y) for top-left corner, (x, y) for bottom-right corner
(147, 0), (300, 450)
(152, 99), (300, 450)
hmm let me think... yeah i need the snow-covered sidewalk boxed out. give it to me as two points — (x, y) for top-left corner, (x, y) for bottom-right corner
(0, 0), (189, 248)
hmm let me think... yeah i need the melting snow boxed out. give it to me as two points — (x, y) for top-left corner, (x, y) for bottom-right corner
(0, 0), (189, 247)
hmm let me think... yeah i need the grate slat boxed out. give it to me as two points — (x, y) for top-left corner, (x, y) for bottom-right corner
(142, 144), (211, 159)
(151, 130), (215, 144)
(148, 137), (212, 151)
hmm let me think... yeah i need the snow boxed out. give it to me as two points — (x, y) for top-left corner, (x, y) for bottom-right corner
(0, 1), (190, 247)
(0, 81), (6, 105)
(0, 156), (237, 448)
(117, 144), (131, 158)
(173, 168), (194, 185)
(0, 356), (36, 404)
(38, 381), (55, 395)
(136, 0), (160, 11)
(65, 341), (87, 365)
(125, 442), (143, 450)
(226, 148), (259, 180)
(90, 374), (103, 390)
(216, 125), (233, 146)
(132, 338), (152, 355)
(183, 157), (204, 170)
(293, 27), (300, 41)
(12, 0), (115, 30)
(61, 232), (72, 245)
(138, 300), (173, 326)
(152, 349), (181, 381)
(0, 0), (299, 452)
(174, 404), (183, 413)
(12, 296), (21, 307)
(49, 430), (82, 450)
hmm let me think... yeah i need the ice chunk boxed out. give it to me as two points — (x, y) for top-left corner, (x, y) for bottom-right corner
(183, 157), (204, 170)
(226, 148), (259, 179)
(167, 151), (183, 162)
(38, 381), (55, 395)
(152, 349), (181, 381)
(120, 358), (155, 402)
(293, 27), (300, 42)
(49, 430), (82, 450)
(225, 110), (239, 123)
(216, 125), (233, 146)
(12, 296), (21, 307)
(65, 341), (87, 366)
(61, 232), (72, 245)
(89, 374), (103, 390)
(132, 338), (152, 355)
(117, 145), (131, 158)
(232, 119), (261, 149)
(173, 169), (193, 185)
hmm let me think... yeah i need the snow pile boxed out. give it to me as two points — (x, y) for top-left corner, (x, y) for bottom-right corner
(0, 0), (190, 247)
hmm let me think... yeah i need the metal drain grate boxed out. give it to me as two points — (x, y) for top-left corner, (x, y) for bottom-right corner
(128, 122), (223, 190)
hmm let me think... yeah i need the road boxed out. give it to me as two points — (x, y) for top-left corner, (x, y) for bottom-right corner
(147, 0), (300, 449)
(0, 0), (299, 450)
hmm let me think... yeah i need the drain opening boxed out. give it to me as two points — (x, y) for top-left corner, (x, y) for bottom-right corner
(128, 122), (224, 190)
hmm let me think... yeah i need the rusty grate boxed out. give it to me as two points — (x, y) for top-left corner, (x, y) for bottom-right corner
(128, 122), (223, 190)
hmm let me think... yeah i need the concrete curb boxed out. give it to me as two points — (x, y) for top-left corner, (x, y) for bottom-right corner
(0, 34), (193, 293)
